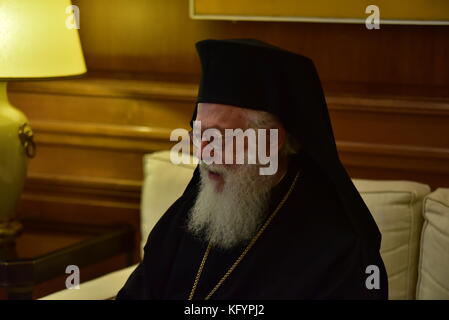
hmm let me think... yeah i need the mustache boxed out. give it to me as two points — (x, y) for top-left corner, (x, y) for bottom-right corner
(199, 162), (229, 175)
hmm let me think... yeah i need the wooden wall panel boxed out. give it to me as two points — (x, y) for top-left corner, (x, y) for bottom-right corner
(330, 100), (449, 148)
(72, 0), (449, 94)
(9, 75), (449, 191)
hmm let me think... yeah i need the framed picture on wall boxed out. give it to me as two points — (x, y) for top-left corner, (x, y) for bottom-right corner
(190, 0), (449, 25)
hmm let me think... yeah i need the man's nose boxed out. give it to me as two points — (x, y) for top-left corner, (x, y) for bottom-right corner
(194, 140), (215, 159)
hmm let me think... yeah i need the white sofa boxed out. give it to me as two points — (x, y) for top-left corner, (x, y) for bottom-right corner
(42, 151), (449, 300)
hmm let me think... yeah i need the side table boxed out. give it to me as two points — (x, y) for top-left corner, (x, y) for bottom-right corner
(0, 219), (135, 300)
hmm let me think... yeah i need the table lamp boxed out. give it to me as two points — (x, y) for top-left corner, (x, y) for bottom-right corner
(0, 0), (86, 238)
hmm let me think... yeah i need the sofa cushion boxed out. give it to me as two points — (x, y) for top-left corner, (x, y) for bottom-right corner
(140, 151), (197, 254)
(416, 188), (449, 300)
(352, 179), (430, 300)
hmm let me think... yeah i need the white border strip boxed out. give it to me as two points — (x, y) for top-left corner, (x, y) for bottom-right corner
(189, 0), (449, 25)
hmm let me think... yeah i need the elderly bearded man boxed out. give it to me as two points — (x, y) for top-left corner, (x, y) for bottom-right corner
(116, 39), (388, 300)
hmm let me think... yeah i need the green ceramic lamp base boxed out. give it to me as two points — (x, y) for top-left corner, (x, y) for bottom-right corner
(0, 220), (22, 240)
(0, 82), (31, 239)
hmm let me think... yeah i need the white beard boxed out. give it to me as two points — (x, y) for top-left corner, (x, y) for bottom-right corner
(187, 162), (278, 250)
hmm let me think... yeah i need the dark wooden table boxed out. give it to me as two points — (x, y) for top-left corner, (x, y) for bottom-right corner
(0, 220), (135, 300)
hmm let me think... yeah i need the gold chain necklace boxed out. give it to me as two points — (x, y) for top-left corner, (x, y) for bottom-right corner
(188, 168), (302, 300)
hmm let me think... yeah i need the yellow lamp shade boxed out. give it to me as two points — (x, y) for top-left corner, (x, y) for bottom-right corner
(0, 0), (86, 79)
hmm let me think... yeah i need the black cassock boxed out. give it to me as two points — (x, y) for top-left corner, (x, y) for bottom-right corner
(116, 39), (388, 300)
